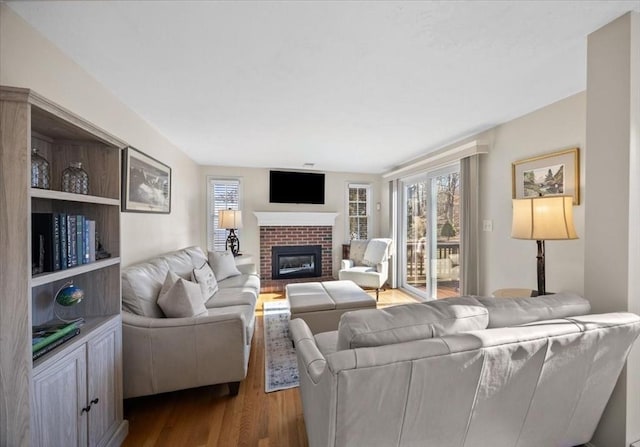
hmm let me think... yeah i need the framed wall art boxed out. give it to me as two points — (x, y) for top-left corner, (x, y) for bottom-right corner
(122, 146), (171, 213)
(512, 147), (580, 205)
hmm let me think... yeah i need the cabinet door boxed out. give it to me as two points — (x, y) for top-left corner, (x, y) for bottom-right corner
(32, 345), (88, 447)
(87, 323), (122, 447)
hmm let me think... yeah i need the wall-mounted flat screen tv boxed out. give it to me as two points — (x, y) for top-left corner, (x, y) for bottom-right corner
(269, 170), (325, 204)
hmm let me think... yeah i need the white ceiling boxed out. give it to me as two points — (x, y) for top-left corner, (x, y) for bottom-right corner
(7, 1), (640, 173)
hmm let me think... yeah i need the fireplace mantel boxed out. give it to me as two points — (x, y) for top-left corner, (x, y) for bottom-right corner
(253, 212), (339, 227)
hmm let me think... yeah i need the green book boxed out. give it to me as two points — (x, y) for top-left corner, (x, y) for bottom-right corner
(32, 320), (81, 353)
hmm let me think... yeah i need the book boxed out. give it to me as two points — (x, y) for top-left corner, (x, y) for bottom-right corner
(32, 319), (82, 353)
(83, 218), (91, 264)
(59, 212), (68, 270)
(67, 215), (77, 267)
(52, 213), (61, 270)
(76, 215), (84, 266)
(88, 220), (96, 263)
(33, 328), (80, 360)
(31, 213), (59, 272)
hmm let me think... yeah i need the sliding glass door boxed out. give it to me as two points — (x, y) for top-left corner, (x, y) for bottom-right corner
(401, 164), (461, 300)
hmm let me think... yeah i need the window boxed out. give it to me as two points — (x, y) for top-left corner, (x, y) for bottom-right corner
(347, 183), (371, 240)
(207, 178), (241, 251)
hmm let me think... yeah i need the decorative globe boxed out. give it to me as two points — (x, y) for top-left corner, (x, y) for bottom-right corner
(55, 283), (84, 306)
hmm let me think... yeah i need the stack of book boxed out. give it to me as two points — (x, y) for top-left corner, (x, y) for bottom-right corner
(32, 213), (97, 273)
(32, 318), (84, 360)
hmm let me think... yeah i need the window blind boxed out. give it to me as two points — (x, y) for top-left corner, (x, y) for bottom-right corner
(207, 178), (241, 251)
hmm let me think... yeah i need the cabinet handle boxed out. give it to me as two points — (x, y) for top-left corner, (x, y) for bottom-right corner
(80, 398), (99, 415)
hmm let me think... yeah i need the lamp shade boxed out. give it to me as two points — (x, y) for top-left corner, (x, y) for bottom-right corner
(219, 209), (243, 229)
(511, 196), (578, 240)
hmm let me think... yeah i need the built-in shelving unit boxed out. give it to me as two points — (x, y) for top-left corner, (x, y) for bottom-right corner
(0, 86), (128, 446)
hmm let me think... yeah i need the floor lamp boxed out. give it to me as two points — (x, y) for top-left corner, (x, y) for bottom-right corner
(511, 195), (578, 295)
(219, 209), (243, 256)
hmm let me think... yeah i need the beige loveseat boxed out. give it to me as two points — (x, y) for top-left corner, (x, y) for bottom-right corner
(290, 294), (640, 447)
(121, 246), (259, 398)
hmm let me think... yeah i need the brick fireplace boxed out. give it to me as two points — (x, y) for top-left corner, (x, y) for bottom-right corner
(254, 212), (338, 293)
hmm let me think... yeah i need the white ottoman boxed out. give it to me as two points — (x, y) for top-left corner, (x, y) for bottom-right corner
(287, 280), (377, 334)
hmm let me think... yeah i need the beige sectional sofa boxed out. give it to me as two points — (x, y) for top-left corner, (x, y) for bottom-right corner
(290, 293), (640, 447)
(121, 246), (259, 398)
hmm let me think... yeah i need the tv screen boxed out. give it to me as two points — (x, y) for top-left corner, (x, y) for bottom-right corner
(269, 170), (325, 204)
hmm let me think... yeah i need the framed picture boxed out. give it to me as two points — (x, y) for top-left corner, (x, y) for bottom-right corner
(122, 147), (171, 213)
(512, 147), (580, 205)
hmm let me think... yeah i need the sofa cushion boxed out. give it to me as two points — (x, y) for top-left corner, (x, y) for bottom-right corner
(157, 271), (207, 318)
(476, 292), (591, 328)
(337, 296), (488, 351)
(208, 250), (241, 281)
(161, 249), (198, 279)
(192, 262), (219, 300)
(205, 287), (257, 309)
(217, 273), (260, 293)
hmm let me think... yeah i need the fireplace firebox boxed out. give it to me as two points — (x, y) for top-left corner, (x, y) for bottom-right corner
(271, 245), (322, 280)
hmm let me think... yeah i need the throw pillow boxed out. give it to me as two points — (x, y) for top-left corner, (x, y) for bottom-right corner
(208, 250), (241, 281)
(337, 296), (489, 351)
(157, 271), (207, 318)
(192, 262), (219, 301)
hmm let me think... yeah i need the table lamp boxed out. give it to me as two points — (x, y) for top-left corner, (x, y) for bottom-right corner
(219, 209), (243, 256)
(511, 195), (578, 295)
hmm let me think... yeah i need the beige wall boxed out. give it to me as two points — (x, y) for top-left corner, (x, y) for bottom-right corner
(478, 92), (586, 296)
(199, 165), (383, 277)
(0, 5), (202, 266)
(585, 12), (639, 447)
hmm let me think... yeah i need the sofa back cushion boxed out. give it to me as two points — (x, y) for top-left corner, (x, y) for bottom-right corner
(121, 246), (207, 317)
(476, 292), (591, 328)
(362, 238), (392, 266)
(337, 296), (489, 351)
(122, 257), (170, 317)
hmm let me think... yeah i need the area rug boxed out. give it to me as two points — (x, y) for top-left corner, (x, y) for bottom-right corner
(263, 301), (299, 393)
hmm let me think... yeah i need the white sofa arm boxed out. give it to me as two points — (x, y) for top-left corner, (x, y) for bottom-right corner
(122, 309), (250, 398)
(236, 263), (258, 275)
(341, 259), (354, 270)
(289, 318), (327, 383)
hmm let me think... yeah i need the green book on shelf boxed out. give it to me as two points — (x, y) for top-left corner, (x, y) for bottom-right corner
(32, 319), (83, 353)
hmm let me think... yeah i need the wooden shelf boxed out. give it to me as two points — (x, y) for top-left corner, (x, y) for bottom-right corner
(31, 257), (121, 287)
(32, 315), (119, 374)
(31, 188), (119, 206)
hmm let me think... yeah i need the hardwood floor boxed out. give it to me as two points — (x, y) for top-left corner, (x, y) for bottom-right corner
(122, 288), (418, 447)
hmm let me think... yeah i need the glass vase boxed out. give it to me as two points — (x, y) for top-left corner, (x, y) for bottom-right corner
(31, 148), (50, 189)
(61, 162), (89, 195)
